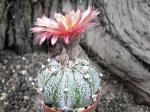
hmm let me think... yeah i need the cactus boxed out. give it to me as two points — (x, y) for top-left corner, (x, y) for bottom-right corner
(37, 58), (102, 110)
(31, 6), (101, 111)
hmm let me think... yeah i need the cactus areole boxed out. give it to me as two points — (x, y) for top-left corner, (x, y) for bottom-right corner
(37, 58), (102, 111)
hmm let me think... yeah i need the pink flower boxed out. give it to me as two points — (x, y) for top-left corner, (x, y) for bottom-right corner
(31, 6), (100, 45)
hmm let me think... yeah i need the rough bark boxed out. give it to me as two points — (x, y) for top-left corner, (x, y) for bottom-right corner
(81, 0), (150, 105)
(0, 0), (59, 54)
(0, 0), (150, 106)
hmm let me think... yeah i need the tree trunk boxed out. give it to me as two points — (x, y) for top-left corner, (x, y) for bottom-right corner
(0, 0), (150, 105)
(81, 0), (150, 105)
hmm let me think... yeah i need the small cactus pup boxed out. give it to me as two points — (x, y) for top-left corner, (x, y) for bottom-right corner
(31, 6), (102, 112)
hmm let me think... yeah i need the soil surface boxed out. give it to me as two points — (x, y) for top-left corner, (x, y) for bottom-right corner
(0, 51), (150, 112)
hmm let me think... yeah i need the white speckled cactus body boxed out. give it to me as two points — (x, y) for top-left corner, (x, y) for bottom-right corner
(37, 58), (102, 110)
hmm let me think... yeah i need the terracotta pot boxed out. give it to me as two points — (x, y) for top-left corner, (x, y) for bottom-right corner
(43, 92), (100, 112)
(43, 102), (98, 112)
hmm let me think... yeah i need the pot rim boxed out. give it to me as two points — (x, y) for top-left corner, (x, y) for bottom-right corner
(43, 91), (101, 112)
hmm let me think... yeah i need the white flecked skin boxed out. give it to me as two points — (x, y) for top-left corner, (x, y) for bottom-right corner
(37, 58), (102, 110)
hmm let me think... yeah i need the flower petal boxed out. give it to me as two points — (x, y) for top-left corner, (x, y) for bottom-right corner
(39, 35), (47, 45)
(66, 14), (72, 28)
(80, 6), (92, 23)
(55, 13), (68, 30)
(30, 27), (45, 32)
(71, 9), (81, 28)
(51, 36), (58, 45)
(64, 36), (69, 44)
(36, 16), (58, 28)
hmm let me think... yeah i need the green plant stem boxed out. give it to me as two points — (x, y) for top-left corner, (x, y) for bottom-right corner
(59, 37), (80, 66)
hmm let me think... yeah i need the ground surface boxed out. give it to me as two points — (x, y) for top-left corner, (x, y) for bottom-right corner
(0, 51), (150, 112)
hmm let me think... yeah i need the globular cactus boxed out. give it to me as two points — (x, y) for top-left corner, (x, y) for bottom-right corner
(37, 58), (102, 110)
(31, 5), (101, 112)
